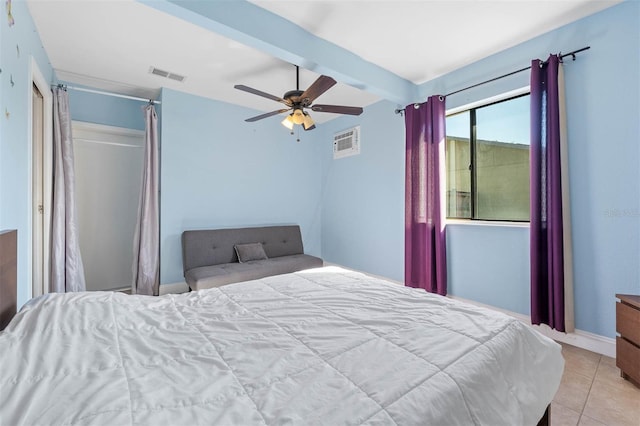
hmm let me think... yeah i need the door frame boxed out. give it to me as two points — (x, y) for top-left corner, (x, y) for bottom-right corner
(28, 57), (53, 298)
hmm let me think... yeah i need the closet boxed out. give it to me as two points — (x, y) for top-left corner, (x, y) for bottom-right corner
(72, 122), (144, 291)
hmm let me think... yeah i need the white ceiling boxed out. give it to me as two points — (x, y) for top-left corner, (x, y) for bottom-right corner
(27, 0), (620, 124)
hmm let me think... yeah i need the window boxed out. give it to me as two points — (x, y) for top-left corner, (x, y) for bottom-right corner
(446, 93), (530, 221)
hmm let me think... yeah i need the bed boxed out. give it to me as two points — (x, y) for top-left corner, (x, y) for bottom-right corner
(0, 266), (563, 425)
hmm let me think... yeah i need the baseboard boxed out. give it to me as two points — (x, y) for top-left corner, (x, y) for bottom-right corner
(159, 281), (189, 295)
(536, 326), (616, 359)
(449, 295), (616, 358)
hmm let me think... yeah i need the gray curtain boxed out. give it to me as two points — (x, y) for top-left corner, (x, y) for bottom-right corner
(51, 87), (86, 292)
(132, 104), (159, 295)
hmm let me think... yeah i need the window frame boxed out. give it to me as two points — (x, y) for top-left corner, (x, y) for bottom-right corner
(445, 86), (531, 223)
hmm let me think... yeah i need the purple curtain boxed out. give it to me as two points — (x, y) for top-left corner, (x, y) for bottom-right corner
(404, 96), (447, 295)
(530, 54), (567, 331)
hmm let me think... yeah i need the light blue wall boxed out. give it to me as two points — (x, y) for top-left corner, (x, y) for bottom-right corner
(319, 100), (405, 281)
(64, 83), (147, 131)
(159, 88), (323, 285)
(446, 224), (530, 314)
(0, 1), (54, 308)
(320, 1), (640, 338)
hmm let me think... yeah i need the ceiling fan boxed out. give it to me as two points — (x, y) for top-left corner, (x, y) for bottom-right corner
(234, 65), (363, 131)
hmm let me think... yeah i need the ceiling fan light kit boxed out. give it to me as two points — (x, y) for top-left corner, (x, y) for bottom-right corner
(281, 115), (294, 130)
(235, 65), (363, 133)
(291, 108), (305, 125)
(281, 109), (315, 131)
(302, 112), (314, 130)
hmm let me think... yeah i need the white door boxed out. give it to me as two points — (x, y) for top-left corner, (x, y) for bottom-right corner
(72, 122), (145, 292)
(31, 83), (44, 296)
(30, 57), (53, 299)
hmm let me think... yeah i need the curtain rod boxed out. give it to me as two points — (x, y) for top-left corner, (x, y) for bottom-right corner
(53, 84), (161, 105)
(395, 46), (590, 115)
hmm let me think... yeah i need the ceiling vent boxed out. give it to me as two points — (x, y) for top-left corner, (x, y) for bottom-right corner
(333, 126), (360, 159)
(149, 66), (186, 83)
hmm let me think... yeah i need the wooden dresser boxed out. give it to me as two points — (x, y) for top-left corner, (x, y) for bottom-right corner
(0, 229), (17, 331)
(616, 294), (640, 387)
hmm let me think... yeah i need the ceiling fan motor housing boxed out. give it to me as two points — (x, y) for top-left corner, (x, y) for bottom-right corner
(283, 90), (309, 106)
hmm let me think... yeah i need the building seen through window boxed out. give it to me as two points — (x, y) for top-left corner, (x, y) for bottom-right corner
(446, 94), (530, 221)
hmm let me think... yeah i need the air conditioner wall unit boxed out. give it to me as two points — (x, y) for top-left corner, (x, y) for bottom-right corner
(333, 126), (360, 159)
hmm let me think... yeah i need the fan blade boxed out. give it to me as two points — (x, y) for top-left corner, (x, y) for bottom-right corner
(311, 104), (363, 115)
(303, 124), (316, 131)
(234, 85), (291, 106)
(300, 75), (336, 105)
(245, 108), (290, 122)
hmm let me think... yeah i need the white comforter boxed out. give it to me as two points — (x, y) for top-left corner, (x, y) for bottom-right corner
(0, 267), (563, 425)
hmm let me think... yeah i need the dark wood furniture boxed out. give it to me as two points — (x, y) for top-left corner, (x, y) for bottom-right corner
(616, 293), (640, 387)
(0, 229), (17, 331)
(537, 405), (550, 426)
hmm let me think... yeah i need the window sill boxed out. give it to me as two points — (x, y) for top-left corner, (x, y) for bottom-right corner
(445, 219), (530, 228)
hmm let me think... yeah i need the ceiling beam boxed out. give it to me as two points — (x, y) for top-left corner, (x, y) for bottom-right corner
(139, 0), (418, 105)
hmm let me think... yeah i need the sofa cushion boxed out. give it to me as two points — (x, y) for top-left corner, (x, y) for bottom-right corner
(234, 243), (268, 263)
(185, 254), (323, 291)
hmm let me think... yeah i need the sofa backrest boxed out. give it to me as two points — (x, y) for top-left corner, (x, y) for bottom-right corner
(182, 225), (305, 274)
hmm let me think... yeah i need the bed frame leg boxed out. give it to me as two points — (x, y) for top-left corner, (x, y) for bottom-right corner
(536, 405), (550, 426)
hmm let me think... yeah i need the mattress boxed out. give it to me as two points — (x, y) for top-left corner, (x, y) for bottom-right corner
(0, 266), (563, 425)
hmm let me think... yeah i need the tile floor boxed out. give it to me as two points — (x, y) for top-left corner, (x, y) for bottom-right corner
(551, 342), (640, 426)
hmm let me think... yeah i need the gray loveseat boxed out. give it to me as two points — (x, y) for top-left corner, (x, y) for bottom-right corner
(181, 225), (323, 291)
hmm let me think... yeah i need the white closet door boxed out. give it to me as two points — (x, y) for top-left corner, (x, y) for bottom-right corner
(72, 121), (144, 292)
